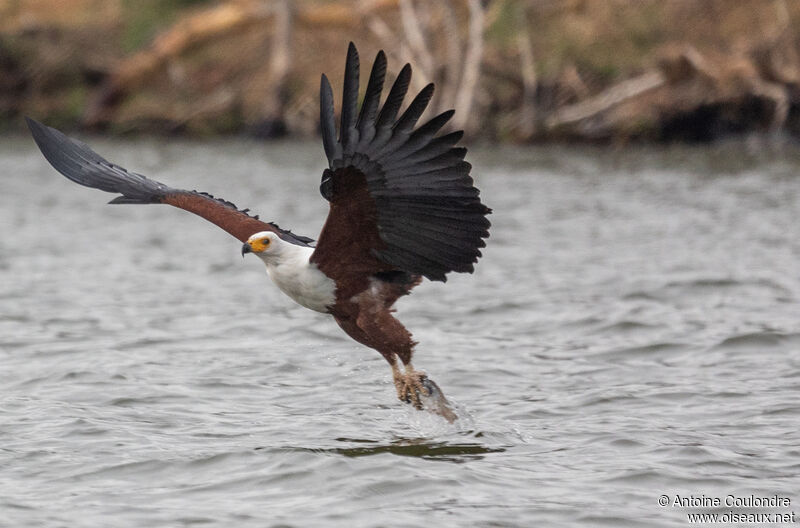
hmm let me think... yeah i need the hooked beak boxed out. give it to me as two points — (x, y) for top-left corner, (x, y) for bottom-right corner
(241, 242), (252, 257)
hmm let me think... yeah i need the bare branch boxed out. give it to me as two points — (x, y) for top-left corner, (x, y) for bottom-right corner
(452, 0), (485, 131)
(439, 0), (463, 113)
(545, 71), (665, 129)
(399, 0), (433, 78)
(517, 18), (538, 138)
(262, 0), (293, 125)
(366, 11), (428, 92)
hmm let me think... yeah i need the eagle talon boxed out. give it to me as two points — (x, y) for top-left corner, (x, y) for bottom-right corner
(393, 366), (431, 410)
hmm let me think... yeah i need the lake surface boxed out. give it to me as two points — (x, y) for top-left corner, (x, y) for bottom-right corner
(1, 136), (799, 527)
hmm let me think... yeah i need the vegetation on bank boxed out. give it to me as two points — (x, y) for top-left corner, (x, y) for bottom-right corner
(2, 0), (800, 142)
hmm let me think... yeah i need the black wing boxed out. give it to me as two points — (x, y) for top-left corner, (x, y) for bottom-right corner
(26, 117), (313, 245)
(311, 43), (490, 284)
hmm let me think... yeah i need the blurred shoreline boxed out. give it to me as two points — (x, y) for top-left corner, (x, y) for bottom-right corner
(3, 0), (800, 144)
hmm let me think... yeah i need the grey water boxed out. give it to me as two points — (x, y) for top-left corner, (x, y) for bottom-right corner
(1, 135), (799, 527)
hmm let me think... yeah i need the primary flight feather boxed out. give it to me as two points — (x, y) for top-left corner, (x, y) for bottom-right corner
(27, 43), (491, 421)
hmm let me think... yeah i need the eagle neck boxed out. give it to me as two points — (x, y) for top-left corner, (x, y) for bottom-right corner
(261, 244), (336, 313)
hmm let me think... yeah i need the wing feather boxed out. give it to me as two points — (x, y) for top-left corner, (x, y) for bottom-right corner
(356, 50), (387, 146)
(340, 42), (360, 153)
(373, 83), (435, 159)
(383, 110), (455, 163)
(320, 75), (340, 163)
(26, 117), (312, 245)
(365, 64), (412, 157)
(312, 44), (490, 286)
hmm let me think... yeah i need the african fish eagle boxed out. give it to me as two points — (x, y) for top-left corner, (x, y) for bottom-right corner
(27, 43), (491, 422)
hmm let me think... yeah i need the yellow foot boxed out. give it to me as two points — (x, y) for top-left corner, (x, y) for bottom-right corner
(403, 372), (431, 410)
(391, 362), (429, 409)
(391, 363), (457, 422)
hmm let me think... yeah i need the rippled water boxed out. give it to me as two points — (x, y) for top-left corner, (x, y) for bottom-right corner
(2, 136), (800, 527)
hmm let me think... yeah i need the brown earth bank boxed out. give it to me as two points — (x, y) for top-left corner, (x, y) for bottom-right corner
(3, 0), (800, 143)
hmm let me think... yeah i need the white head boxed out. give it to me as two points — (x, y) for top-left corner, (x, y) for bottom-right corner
(241, 231), (286, 263)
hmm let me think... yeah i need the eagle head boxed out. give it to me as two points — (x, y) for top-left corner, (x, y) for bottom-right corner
(242, 231), (280, 259)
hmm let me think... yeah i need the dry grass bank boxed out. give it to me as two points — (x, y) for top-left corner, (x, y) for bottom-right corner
(2, 0), (800, 142)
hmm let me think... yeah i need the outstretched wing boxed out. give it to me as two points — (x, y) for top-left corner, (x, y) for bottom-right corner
(26, 118), (312, 246)
(311, 43), (490, 288)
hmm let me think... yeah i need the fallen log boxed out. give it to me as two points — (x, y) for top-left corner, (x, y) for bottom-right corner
(543, 45), (794, 141)
(84, 0), (400, 126)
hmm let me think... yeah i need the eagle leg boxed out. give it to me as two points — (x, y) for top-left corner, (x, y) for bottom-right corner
(333, 303), (456, 421)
